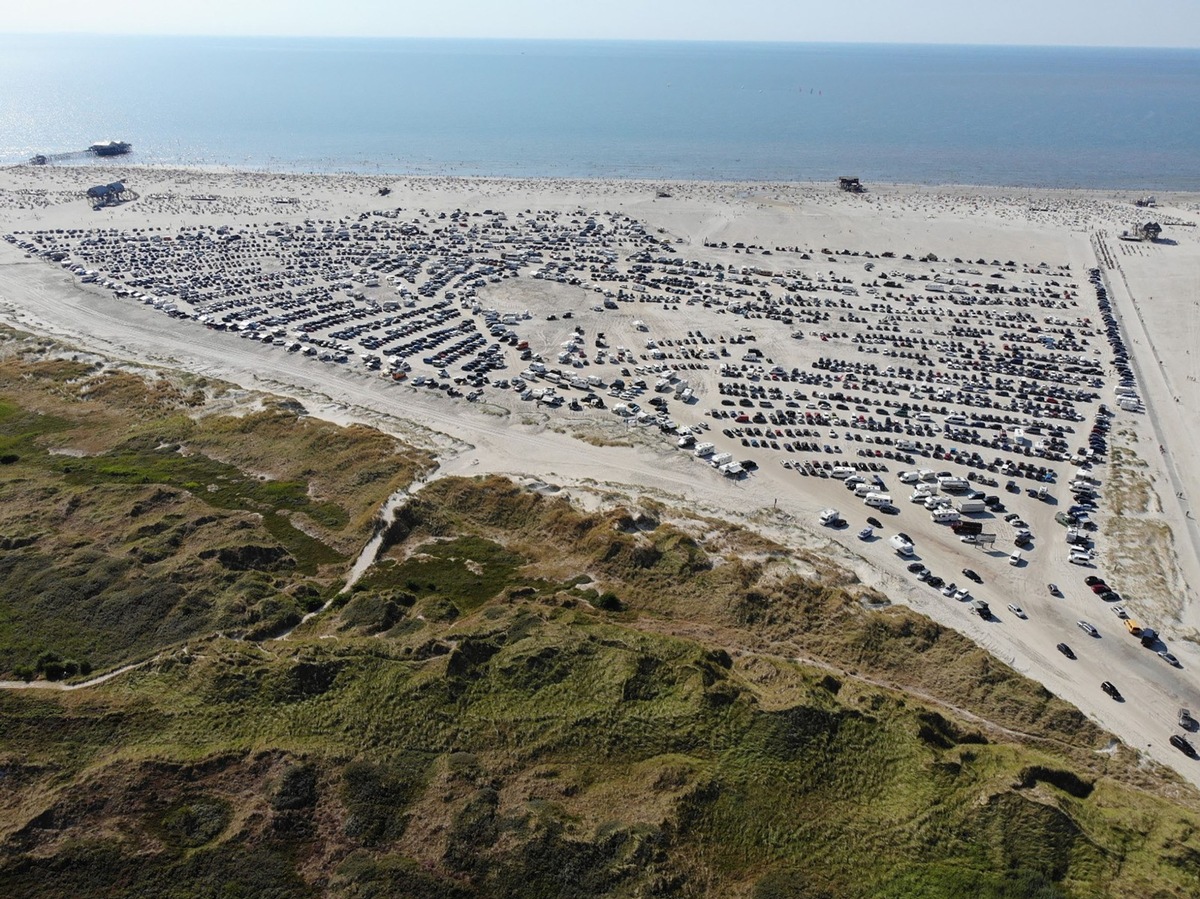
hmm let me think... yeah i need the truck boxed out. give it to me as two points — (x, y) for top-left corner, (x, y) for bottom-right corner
(970, 599), (991, 618)
(956, 499), (986, 515)
(960, 532), (996, 546)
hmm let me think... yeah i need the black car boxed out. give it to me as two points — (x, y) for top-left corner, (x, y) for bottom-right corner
(927, 576), (945, 589)
(1101, 681), (1122, 700)
(962, 568), (982, 584)
(1170, 734), (1197, 757)
(907, 561), (927, 573)
(1056, 643), (1076, 659)
(867, 516), (884, 529)
(1084, 575), (1103, 586)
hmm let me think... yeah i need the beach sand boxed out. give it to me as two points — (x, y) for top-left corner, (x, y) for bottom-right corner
(2, 164), (1199, 782)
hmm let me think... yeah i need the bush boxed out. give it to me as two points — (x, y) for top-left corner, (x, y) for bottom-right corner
(41, 661), (66, 681)
(597, 591), (625, 612)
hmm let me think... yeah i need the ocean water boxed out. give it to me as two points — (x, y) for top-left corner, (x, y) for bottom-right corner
(0, 35), (1197, 189)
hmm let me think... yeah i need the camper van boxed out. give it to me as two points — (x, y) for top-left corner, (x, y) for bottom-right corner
(938, 477), (970, 492)
(889, 534), (915, 556)
(930, 508), (961, 524)
(831, 466), (856, 480)
(864, 492), (893, 508)
(693, 442), (715, 458)
(819, 508), (843, 527)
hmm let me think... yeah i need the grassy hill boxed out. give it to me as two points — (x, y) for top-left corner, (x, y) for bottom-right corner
(1, 330), (1199, 897)
(0, 326), (431, 676)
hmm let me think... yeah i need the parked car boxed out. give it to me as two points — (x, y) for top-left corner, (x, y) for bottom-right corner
(1170, 734), (1197, 757)
(1113, 606), (1128, 619)
(1007, 604), (1027, 619)
(1160, 651), (1181, 667)
(1048, 583), (1061, 596)
(1078, 620), (1099, 637)
(962, 568), (982, 584)
(1180, 708), (1196, 729)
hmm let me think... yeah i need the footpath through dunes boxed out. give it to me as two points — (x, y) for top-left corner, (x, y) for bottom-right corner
(3, 168), (1200, 788)
(0, 327), (434, 677)
(3, 473), (1200, 898)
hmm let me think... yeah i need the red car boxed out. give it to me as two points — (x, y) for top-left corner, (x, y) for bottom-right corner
(1090, 583), (1109, 594)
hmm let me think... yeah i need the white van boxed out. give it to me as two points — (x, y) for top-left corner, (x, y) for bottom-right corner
(819, 508), (842, 526)
(898, 470), (920, 484)
(1009, 550), (1022, 566)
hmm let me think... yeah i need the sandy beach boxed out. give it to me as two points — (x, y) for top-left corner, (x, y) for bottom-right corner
(2, 164), (1200, 783)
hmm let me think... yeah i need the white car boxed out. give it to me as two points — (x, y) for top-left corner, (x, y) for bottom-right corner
(954, 589), (971, 602)
(1007, 604), (1027, 619)
(941, 583), (957, 597)
(1113, 606), (1128, 619)
(1077, 620), (1099, 637)
(1160, 651), (1181, 667)
(857, 527), (874, 541)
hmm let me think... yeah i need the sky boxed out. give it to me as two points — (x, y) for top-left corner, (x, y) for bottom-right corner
(3, 0), (1200, 48)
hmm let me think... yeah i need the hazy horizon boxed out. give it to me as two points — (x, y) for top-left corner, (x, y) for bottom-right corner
(3, 0), (1198, 49)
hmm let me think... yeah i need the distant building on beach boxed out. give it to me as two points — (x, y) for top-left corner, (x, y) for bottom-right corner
(1118, 221), (1163, 242)
(86, 181), (128, 207)
(838, 176), (865, 193)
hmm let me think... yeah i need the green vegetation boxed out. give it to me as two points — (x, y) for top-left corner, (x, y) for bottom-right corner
(0, 328), (430, 675)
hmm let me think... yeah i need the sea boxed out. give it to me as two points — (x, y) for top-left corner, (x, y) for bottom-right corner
(1, 34), (1198, 190)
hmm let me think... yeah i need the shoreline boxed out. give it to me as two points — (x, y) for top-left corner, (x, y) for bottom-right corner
(6, 163), (1200, 202)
